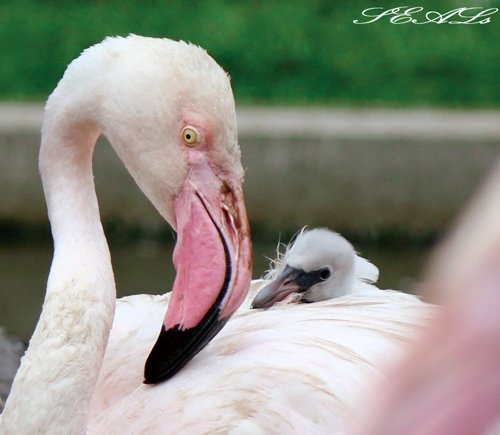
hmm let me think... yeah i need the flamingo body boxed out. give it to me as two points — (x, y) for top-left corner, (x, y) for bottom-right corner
(90, 287), (432, 433)
(1, 35), (435, 435)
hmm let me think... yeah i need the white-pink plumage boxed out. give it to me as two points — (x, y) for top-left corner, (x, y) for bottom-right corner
(1, 35), (434, 434)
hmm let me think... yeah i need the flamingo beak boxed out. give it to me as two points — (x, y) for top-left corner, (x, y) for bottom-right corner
(144, 152), (252, 384)
(251, 265), (323, 309)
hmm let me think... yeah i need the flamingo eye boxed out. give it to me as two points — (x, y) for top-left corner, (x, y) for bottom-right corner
(319, 268), (331, 281)
(182, 126), (200, 146)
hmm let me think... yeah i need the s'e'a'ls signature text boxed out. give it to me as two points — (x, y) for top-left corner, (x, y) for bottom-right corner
(353, 6), (498, 24)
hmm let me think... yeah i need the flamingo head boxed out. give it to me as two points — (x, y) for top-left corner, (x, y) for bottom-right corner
(53, 35), (252, 383)
(252, 228), (357, 308)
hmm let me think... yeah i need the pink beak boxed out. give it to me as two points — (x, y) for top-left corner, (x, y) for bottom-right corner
(144, 152), (252, 384)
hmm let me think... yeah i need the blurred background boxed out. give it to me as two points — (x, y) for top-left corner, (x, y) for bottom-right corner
(0, 0), (499, 340)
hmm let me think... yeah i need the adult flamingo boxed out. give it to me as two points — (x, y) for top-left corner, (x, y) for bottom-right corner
(1, 35), (433, 434)
(0, 34), (252, 433)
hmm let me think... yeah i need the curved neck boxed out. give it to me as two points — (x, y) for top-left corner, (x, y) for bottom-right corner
(0, 116), (116, 433)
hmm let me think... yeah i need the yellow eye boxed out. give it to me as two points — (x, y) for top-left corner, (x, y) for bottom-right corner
(182, 126), (199, 146)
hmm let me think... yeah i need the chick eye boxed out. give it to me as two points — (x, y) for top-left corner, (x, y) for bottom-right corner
(182, 126), (199, 146)
(319, 268), (331, 281)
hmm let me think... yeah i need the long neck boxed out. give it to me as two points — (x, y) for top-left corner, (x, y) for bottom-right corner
(0, 114), (116, 434)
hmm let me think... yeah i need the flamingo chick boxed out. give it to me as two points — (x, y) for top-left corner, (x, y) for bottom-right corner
(252, 228), (380, 308)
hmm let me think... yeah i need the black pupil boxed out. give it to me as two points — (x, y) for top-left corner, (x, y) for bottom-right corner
(186, 133), (191, 140)
(319, 268), (330, 280)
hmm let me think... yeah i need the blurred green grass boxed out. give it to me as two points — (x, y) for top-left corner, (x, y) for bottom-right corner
(0, 0), (499, 106)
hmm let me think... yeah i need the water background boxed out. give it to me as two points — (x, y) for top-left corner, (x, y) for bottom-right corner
(0, 238), (428, 341)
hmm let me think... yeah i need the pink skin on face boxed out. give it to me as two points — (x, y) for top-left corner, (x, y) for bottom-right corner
(163, 146), (251, 330)
(217, 185), (252, 318)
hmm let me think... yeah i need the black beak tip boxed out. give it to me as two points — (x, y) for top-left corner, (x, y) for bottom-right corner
(143, 317), (229, 385)
(143, 325), (182, 384)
